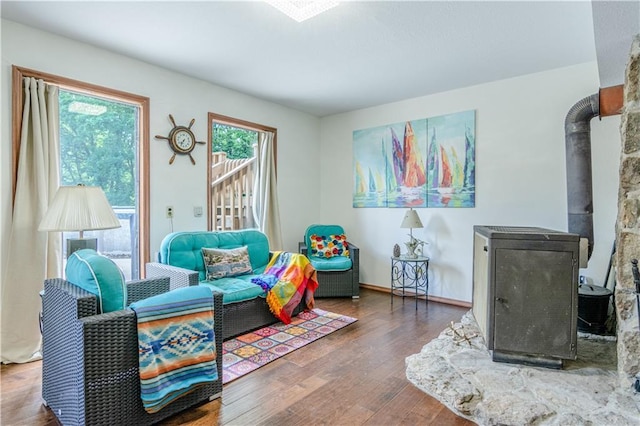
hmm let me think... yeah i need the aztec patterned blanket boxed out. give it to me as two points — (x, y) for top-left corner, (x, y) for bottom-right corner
(252, 251), (319, 324)
(129, 286), (218, 414)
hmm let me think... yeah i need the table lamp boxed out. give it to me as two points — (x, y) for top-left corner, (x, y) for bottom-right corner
(39, 184), (121, 258)
(400, 208), (424, 258)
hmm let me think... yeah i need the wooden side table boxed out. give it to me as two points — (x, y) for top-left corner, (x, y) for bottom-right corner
(391, 256), (430, 309)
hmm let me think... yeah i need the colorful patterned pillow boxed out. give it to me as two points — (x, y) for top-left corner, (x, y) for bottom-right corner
(202, 246), (252, 280)
(310, 234), (350, 258)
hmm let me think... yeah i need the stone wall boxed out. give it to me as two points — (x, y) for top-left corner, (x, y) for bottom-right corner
(615, 34), (640, 388)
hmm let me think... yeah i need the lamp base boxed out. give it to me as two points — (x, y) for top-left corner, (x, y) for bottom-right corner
(67, 238), (97, 258)
(404, 241), (419, 258)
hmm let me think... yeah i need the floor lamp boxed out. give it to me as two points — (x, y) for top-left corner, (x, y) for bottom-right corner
(39, 184), (121, 258)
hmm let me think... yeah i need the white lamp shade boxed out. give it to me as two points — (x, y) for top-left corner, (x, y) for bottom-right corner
(39, 185), (121, 232)
(400, 208), (423, 229)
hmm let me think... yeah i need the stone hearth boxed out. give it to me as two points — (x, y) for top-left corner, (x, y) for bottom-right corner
(406, 311), (640, 425)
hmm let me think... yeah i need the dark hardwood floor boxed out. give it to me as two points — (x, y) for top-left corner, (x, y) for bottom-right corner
(1, 288), (474, 425)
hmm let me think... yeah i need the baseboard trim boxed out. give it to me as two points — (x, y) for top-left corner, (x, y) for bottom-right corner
(359, 283), (472, 308)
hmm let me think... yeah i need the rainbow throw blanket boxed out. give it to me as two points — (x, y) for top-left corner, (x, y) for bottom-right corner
(252, 251), (319, 324)
(129, 286), (218, 414)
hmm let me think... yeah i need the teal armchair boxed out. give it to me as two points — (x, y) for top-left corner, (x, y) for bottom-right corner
(298, 224), (360, 298)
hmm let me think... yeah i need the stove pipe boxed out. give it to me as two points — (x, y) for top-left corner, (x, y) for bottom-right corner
(565, 93), (600, 260)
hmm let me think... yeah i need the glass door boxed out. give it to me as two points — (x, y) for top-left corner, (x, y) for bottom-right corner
(59, 89), (140, 279)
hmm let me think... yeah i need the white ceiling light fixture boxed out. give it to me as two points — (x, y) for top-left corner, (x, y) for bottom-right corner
(265, 1), (339, 22)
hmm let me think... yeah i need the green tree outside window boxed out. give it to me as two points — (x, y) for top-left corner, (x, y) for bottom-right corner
(212, 123), (257, 159)
(59, 90), (137, 207)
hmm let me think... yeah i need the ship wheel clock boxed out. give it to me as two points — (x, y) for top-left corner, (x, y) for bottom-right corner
(155, 114), (205, 165)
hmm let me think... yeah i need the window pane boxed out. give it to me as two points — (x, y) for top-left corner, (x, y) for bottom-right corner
(59, 90), (139, 279)
(210, 121), (259, 231)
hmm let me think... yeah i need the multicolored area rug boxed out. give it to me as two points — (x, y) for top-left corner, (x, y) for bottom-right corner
(222, 308), (357, 384)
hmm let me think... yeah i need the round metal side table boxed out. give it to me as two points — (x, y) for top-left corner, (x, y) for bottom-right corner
(391, 256), (430, 310)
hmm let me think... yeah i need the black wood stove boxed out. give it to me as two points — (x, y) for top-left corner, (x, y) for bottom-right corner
(472, 225), (580, 369)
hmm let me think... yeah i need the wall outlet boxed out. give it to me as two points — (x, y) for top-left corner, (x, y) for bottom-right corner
(166, 206), (174, 218)
(194, 206), (203, 217)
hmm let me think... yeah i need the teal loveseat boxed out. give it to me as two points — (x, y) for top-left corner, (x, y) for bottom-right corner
(146, 229), (304, 339)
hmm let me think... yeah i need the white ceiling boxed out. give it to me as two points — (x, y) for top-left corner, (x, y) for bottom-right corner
(2, 1), (638, 117)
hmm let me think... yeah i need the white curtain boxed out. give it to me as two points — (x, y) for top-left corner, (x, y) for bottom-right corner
(252, 131), (283, 250)
(1, 78), (60, 363)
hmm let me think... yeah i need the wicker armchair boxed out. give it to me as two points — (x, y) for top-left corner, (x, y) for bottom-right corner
(41, 277), (223, 426)
(299, 224), (360, 298)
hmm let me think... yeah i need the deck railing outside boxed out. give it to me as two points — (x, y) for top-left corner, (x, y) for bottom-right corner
(211, 149), (256, 230)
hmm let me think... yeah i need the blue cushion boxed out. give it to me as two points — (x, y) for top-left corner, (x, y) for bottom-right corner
(308, 256), (352, 272)
(251, 265), (267, 275)
(65, 249), (126, 313)
(160, 230), (270, 281)
(200, 277), (265, 304)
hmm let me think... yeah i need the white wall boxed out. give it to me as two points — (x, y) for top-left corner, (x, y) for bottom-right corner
(0, 20), (322, 282)
(319, 62), (621, 303)
(1, 20), (622, 305)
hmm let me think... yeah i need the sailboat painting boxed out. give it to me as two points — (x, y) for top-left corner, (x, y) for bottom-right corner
(353, 119), (428, 208)
(426, 110), (476, 207)
(353, 126), (390, 207)
(353, 110), (475, 208)
(386, 119), (428, 207)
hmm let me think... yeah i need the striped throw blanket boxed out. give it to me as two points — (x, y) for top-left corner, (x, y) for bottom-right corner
(252, 251), (319, 324)
(129, 286), (218, 414)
